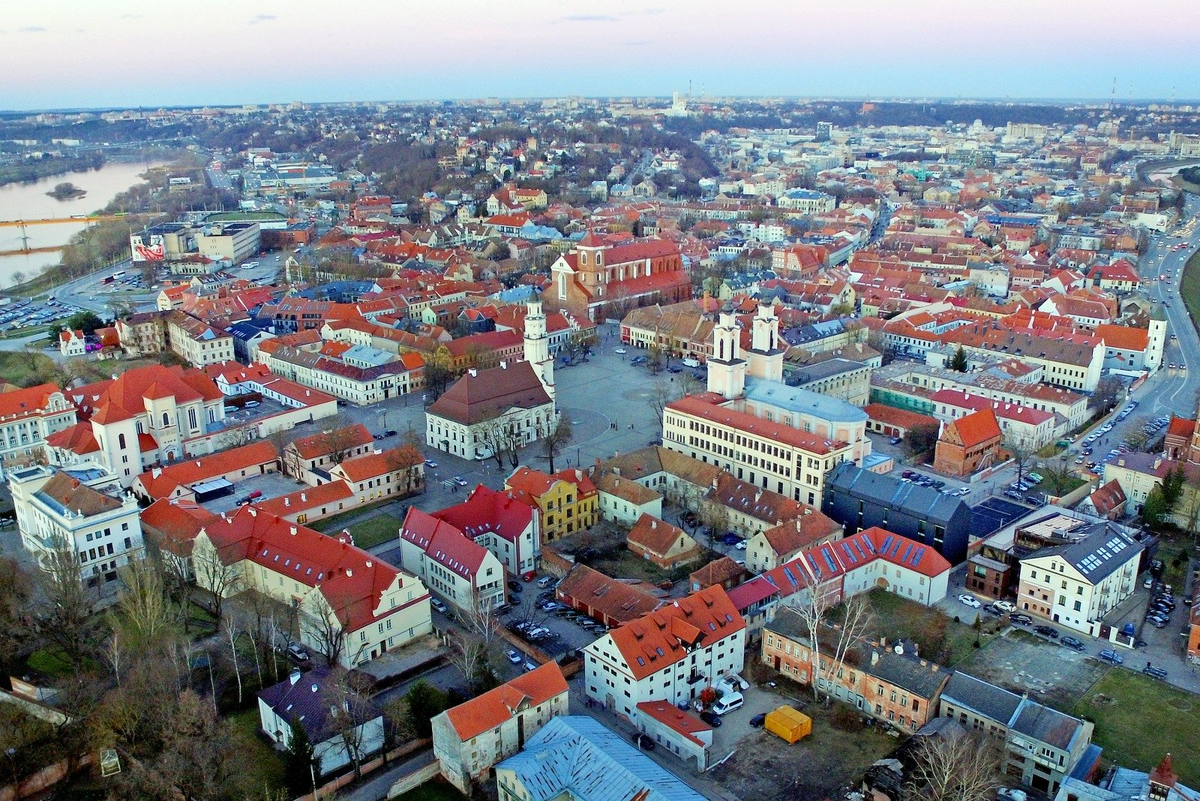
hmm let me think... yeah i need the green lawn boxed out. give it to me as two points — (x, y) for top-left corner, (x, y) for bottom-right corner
(227, 708), (287, 796)
(0, 350), (56, 386)
(1072, 667), (1200, 788)
(318, 512), (403, 549)
(26, 647), (101, 679)
(1181, 249), (1200, 341)
(391, 779), (469, 801)
(864, 588), (994, 667)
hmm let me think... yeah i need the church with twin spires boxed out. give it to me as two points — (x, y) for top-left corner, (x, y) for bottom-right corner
(662, 302), (872, 506)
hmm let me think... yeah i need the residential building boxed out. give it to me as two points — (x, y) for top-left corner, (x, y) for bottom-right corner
(397, 507), (506, 614)
(431, 662), (569, 794)
(9, 466), (143, 587)
(503, 466), (599, 544)
(1055, 754), (1197, 801)
(823, 463), (973, 563)
(494, 717), (707, 801)
(131, 440), (279, 502)
(744, 510), (842, 574)
(762, 609), (949, 732)
(626, 513), (701, 570)
(0, 383), (77, 477)
(933, 407), (1003, 477)
(1016, 522), (1143, 635)
(583, 585), (746, 721)
(328, 446), (425, 505)
(59, 329), (86, 357)
(426, 300), (556, 461)
(257, 667), (384, 776)
(192, 506), (432, 667)
(594, 471), (663, 525)
(429, 484), (541, 578)
(282, 424), (375, 483)
(939, 671), (1093, 795)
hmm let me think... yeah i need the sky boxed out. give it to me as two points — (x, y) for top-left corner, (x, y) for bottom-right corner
(3, 0), (1199, 111)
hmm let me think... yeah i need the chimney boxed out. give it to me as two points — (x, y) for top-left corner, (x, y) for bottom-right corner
(284, 497), (290, 507)
(289, 668), (301, 685)
(152, 467), (162, 478)
(468, 368), (477, 377)
(500, 360), (507, 369)
(871, 650), (880, 666)
(290, 526), (297, 535)
(345, 568), (353, 577)
(301, 493), (307, 502)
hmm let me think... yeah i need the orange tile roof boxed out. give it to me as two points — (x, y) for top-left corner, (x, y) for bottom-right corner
(335, 446), (422, 483)
(135, 440), (278, 499)
(946, 407), (1002, 448)
(1095, 323), (1149, 352)
(607, 586), (745, 681)
(442, 662), (568, 741)
(627, 514), (693, 557)
(256, 480), (355, 517)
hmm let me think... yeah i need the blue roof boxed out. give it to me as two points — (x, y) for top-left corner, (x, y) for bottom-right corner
(744, 379), (868, 424)
(495, 717), (707, 801)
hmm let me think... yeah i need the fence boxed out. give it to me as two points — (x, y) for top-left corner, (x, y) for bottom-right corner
(290, 740), (430, 801)
(0, 754), (92, 801)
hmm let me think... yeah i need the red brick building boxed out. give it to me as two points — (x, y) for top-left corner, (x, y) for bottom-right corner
(933, 407), (1001, 477)
(548, 233), (691, 322)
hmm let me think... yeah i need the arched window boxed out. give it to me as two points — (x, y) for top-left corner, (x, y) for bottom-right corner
(118, 433), (126, 449)
(162, 412), (170, 427)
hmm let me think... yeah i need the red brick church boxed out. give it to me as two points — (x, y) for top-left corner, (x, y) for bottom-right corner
(547, 232), (691, 322)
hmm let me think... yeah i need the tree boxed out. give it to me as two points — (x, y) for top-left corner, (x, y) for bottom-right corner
(1004, 433), (1034, 484)
(326, 668), (379, 779)
(1124, 420), (1150, 451)
(282, 719), (317, 797)
(1041, 455), (1078, 496)
(906, 422), (940, 457)
(424, 346), (455, 400)
(1090, 376), (1123, 413)
(112, 558), (176, 650)
(948, 345), (969, 372)
(784, 593), (874, 701)
(0, 557), (34, 678)
(319, 416), (364, 465)
(1160, 464), (1186, 512)
(540, 417), (573, 473)
(65, 310), (103, 336)
(34, 532), (95, 673)
(307, 595), (348, 667)
(404, 680), (448, 739)
(906, 728), (1002, 801)
(1142, 487), (1170, 529)
(193, 539), (237, 625)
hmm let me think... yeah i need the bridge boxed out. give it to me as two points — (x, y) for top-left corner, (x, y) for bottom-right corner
(0, 214), (136, 229)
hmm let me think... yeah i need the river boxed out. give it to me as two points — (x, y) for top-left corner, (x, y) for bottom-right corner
(0, 160), (164, 287)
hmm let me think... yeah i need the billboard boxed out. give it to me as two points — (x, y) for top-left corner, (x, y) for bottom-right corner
(130, 233), (165, 263)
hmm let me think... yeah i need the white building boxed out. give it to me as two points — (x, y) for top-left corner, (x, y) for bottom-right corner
(0, 383), (77, 477)
(431, 663), (569, 794)
(584, 585), (746, 722)
(397, 507), (506, 614)
(1016, 522), (1143, 636)
(425, 299), (555, 461)
(9, 465), (143, 587)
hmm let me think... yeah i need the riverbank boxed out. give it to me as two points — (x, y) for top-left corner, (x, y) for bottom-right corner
(0, 153), (106, 188)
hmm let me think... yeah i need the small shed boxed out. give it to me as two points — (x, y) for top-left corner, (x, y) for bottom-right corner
(765, 705), (811, 744)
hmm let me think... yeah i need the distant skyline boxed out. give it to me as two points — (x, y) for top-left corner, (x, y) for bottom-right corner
(3, 0), (1200, 112)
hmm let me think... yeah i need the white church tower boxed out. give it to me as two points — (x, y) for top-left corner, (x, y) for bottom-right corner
(707, 302), (746, 401)
(746, 304), (785, 382)
(524, 298), (556, 408)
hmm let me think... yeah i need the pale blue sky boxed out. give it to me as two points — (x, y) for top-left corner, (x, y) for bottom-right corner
(2, 0), (1198, 110)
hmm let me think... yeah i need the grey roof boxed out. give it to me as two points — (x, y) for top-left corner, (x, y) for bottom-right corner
(1024, 523), (1144, 584)
(744, 379), (868, 424)
(786, 358), (868, 385)
(495, 716), (707, 801)
(257, 667), (381, 744)
(864, 645), (951, 699)
(1010, 699), (1084, 750)
(828, 463), (966, 522)
(940, 672), (1022, 725)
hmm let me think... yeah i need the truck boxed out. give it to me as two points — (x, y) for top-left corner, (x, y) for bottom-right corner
(765, 705), (811, 744)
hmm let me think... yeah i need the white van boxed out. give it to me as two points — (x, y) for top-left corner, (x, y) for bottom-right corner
(682, 357), (701, 368)
(711, 692), (744, 716)
(537, 576), (555, 589)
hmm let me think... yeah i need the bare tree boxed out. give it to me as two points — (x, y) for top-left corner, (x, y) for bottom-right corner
(1041, 454), (1078, 496)
(306, 595), (347, 667)
(906, 728), (1003, 801)
(540, 417), (573, 473)
(223, 610), (245, 705)
(0, 557), (34, 677)
(1003, 433), (1034, 483)
(1124, 416), (1151, 451)
(114, 558), (175, 648)
(783, 593), (874, 701)
(34, 532), (95, 672)
(320, 417), (366, 465)
(384, 443), (426, 495)
(446, 628), (492, 697)
(193, 539), (238, 625)
(326, 669), (379, 780)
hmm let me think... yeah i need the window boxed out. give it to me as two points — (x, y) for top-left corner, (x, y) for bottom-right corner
(162, 412), (170, 427)
(118, 433), (126, 449)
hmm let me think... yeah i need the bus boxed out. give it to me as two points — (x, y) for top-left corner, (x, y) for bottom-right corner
(111, 270), (127, 279)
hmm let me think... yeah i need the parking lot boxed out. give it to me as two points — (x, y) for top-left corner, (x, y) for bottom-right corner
(203, 472), (307, 514)
(958, 628), (1111, 709)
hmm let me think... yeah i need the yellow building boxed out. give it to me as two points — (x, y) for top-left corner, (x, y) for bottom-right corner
(504, 465), (599, 543)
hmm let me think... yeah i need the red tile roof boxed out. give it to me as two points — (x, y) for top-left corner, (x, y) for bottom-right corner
(289, 424), (374, 460)
(442, 662), (567, 741)
(636, 701), (712, 745)
(256, 480), (355, 518)
(135, 440), (278, 500)
(335, 445), (422, 483)
(606, 586), (745, 681)
(433, 484), (534, 545)
(399, 507), (489, 579)
(627, 514), (693, 557)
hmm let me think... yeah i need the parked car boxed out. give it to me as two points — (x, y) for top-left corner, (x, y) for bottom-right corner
(285, 642), (311, 663)
(1010, 613), (1033, 626)
(507, 580), (523, 593)
(997, 789), (1028, 801)
(424, 459), (438, 468)
(614, 347), (628, 354)
(453, 476), (469, 486)
(749, 712), (767, 728)
(889, 436), (903, 445)
(1143, 665), (1168, 680)
(631, 733), (656, 750)
(699, 710), (723, 727)
(1060, 636), (1085, 652)
(993, 600), (1016, 613)
(1097, 649), (1124, 665)
(711, 692), (744, 715)
(1033, 625), (1059, 639)
(506, 649), (523, 664)
(523, 659), (540, 672)
(957, 593), (982, 608)
(430, 598), (449, 614)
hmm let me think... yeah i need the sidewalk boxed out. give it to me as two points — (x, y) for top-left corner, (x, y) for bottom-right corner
(338, 749), (435, 801)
